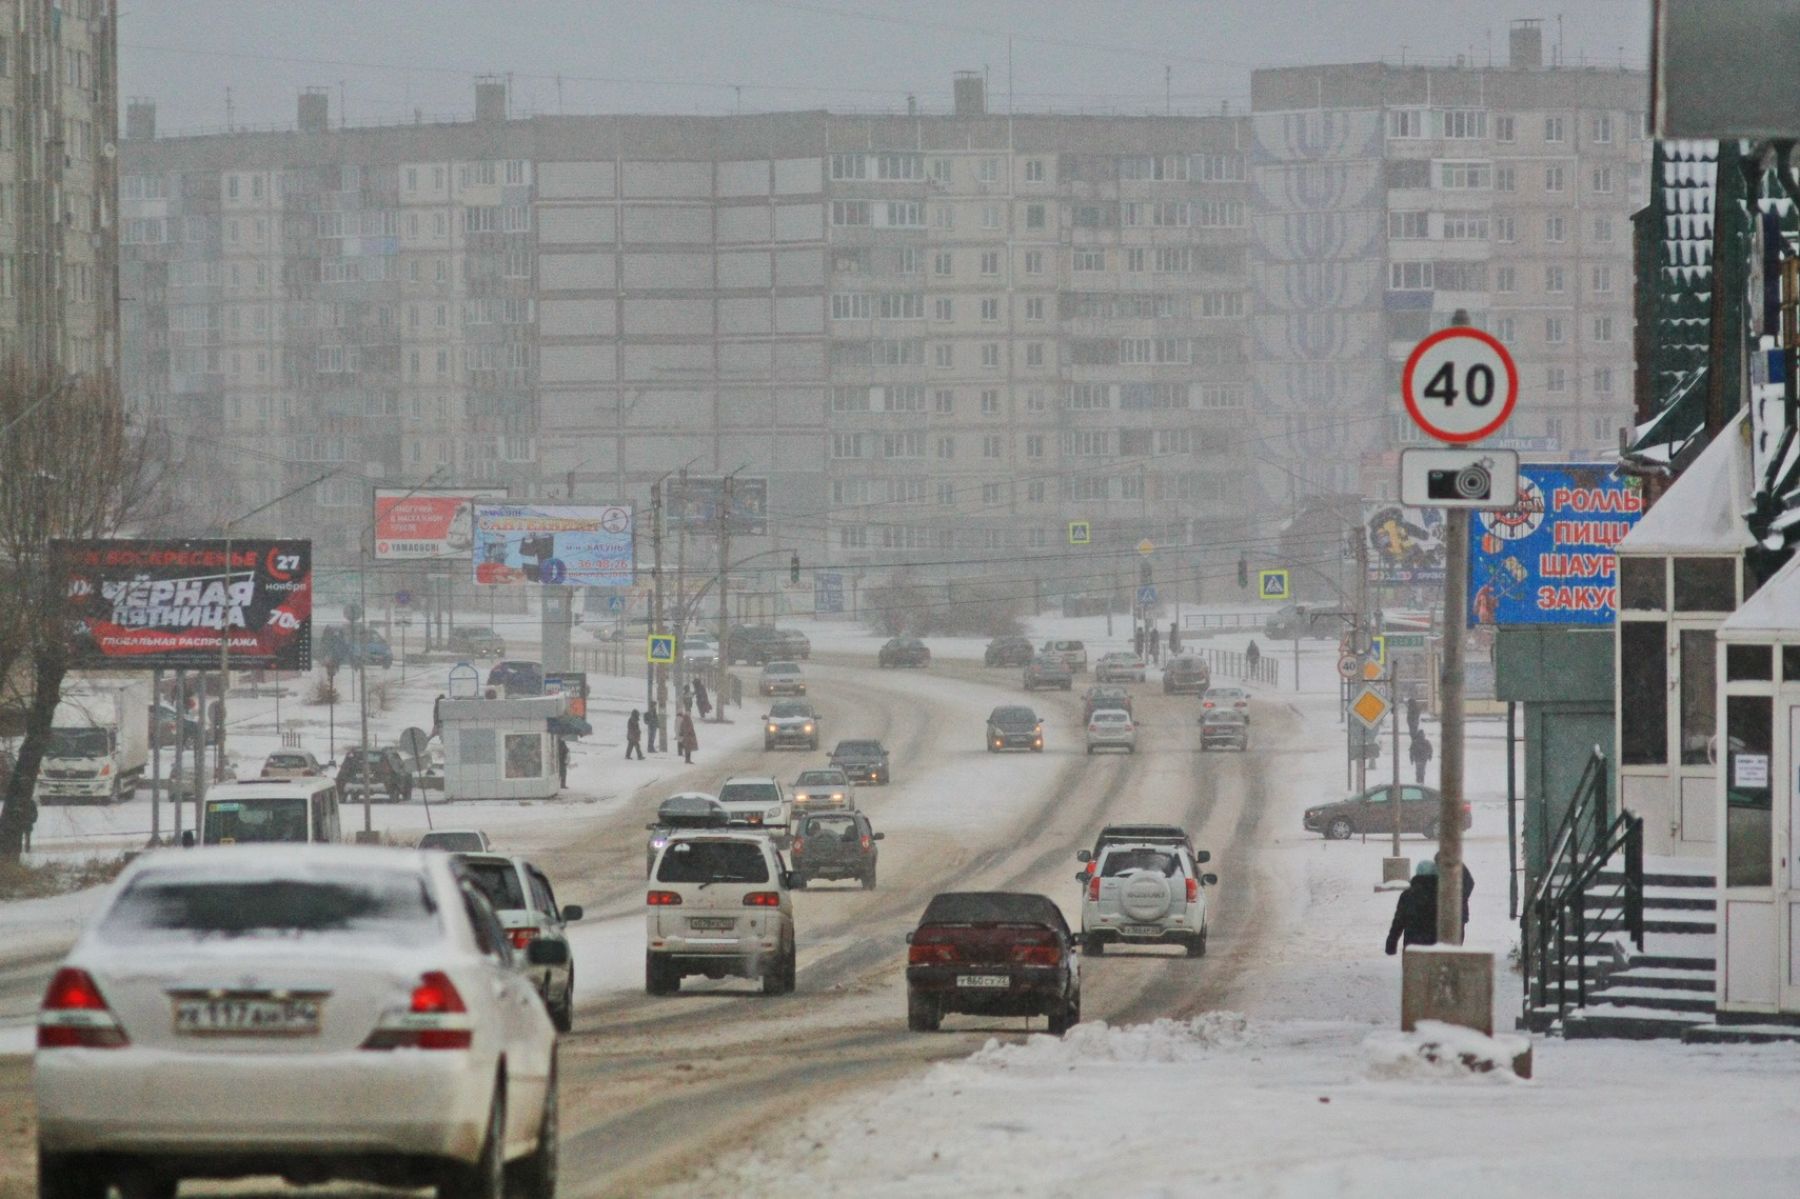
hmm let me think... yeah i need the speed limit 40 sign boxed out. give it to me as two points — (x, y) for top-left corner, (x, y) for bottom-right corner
(1402, 327), (1518, 444)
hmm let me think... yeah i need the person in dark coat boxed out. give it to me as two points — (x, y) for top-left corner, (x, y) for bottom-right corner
(1245, 640), (1261, 673)
(1147, 625), (1161, 664)
(677, 711), (698, 764)
(557, 738), (569, 787)
(1168, 621), (1181, 655)
(1133, 627), (1145, 658)
(644, 702), (661, 753)
(694, 678), (712, 720)
(1386, 861), (1439, 954)
(625, 710), (644, 760)
(1410, 730), (1434, 784)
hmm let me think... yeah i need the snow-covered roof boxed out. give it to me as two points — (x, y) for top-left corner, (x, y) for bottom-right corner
(1720, 551), (1800, 641)
(1617, 411), (1755, 555)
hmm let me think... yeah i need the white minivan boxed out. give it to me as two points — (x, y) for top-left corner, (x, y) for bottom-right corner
(198, 778), (342, 846)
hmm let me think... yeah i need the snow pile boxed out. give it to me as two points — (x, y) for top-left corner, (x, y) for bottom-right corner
(969, 1011), (1256, 1068)
(1364, 1020), (1533, 1083)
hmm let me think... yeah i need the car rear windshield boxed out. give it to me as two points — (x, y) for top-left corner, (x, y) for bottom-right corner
(1102, 849), (1182, 877)
(203, 798), (309, 845)
(720, 782), (780, 805)
(919, 892), (1066, 929)
(420, 832), (484, 851)
(267, 754), (310, 768)
(802, 815), (860, 840)
(100, 870), (437, 944)
(770, 701), (811, 717)
(656, 840), (770, 884)
(459, 860), (528, 910)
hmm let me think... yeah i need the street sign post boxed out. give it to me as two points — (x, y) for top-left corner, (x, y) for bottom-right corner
(1350, 687), (1390, 730)
(1137, 584), (1157, 608)
(1401, 327), (1519, 445)
(647, 635), (676, 664)
(1337, 654), (1361, 681)
(1257, 569), (1290, 601)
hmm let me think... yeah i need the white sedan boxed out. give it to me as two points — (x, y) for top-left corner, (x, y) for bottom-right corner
(1085, 709), (1138, 754)
(35, 845), (560, 1199)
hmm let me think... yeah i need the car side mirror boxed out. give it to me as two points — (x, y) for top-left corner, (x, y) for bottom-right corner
(1202, 873), (1219, 886)
(1075, 849), (1092, 863)
(645, 823), (659, 831)
(781, 871), (799, 891)
(561, 905), (583, 922)
(904, 930), (915, 944)
(1074, 872), (1090, 884)
(525, 939), (569, 967)
(871, 832), (885, 841)
(1194, 850), (1211, 864)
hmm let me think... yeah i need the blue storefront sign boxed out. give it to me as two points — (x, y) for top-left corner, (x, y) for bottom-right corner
(1467, 463), (1643, 627)
(814, 570), (845, 615)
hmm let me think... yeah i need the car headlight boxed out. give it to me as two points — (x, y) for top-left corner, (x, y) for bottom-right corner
(831, 792), (844, 801)
(803, 724), (814, 733)
(651, 836), (668, 849)
(768, 724), (779, 733)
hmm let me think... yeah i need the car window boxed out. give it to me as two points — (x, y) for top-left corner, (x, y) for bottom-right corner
(836, 741), (880, 755)
(101, 869), (439, 945)
(203, 797), (309, 845)
(804, 815), (858, 839)
(770, 701), (811, 717)
(528, 868), (558, 917)
(766, 663), (799, 674)
(1101, 848), (1181, 877)
(1363, 787), (1393, 805)
(460, 860), (528, 910)
(719, 782), (780, 805)
(796, 771), (838, 786)
(460, 887), (511, 962)
(1401, 786), (1428, 803)
(656, 840), (771, 884)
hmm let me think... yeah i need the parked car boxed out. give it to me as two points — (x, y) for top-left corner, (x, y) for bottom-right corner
(792, 766), (854, 812)
(1023, 654), (1074, 691)
(644, 792), (729, 875)
(790, 810), (883, 890)
(645, 832), (797, 995)
(764, 699), (822, 751)
(417, 828), (491, 853)
(1200, 709), (1249, 752)
(1302, 784), (1470, 841)
(759, 661), (807, 696)
(453, 852), (583, 1031)
(984, 635), (1035, 667)
(337, 747), (414, 803)
(1201, 685), (1252, 720)
(1039, 639), (1089, 673)
(1094, 652), (1147, 683)
(260, 749), (322, 779)
(1265, 603), (1344, 641)
(319, 625), (392, 669)
(487, 660), (544, 697)
(34, 846), (560, 1198)
(1163, 655), (1211, 695)
(1082, 685), (1134, 721)
(987, 705), (1044, 753)
(879, 637), (931, 669)
(447, 626), (505, 658)
(1078, 842), (1214, 957)
(1085, 709), (1138, 755)
(149, 703), (206, 749)
(830, 739), (891, 785)
(717, 776), (792, 841)
(905, 892), (1080, 1034)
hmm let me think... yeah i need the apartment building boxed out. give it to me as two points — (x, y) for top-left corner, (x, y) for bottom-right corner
(1250, 20), (1648, 501)
(0, 0), (117, 376)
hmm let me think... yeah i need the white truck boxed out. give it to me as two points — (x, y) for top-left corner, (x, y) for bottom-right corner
(34, 678), (151, 805)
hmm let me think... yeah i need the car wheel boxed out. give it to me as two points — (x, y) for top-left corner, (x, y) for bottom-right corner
(906, 988), (942, 1032)
(551, 972), (574, 1033)
(1083, 935), (1104, 956)
(763, 939), (795, 995)
(1046, 997), (1079, 1036)
(1186, 933), (1207, 959)
(861, 866), (876, 891)
(763, 740), (774, 751)
(645, 952), (678, 996)
(1326, 817), (1354, 841)
(790, 872), (807, 891)
(37, 1153), (104, 1199)
(439, 1079), (505, 1199)
(1085, 745), (1093, 755)
(879, 770), (890, 785)
(1423, 819), (1441, 840)
(507, 1058), (558, 1199)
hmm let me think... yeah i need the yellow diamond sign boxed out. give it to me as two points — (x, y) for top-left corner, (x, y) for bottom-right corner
(1350, 687), (1389, 730)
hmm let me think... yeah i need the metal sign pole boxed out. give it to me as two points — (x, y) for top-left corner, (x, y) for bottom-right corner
(1437, 507), (1470, 944)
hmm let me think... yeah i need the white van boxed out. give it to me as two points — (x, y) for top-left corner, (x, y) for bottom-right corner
(198, 778), (343, 846)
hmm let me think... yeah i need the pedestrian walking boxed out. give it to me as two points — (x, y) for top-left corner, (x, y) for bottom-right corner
(694, 678), (712, 720)
(431, 693), (445, 741)
(644, 702), (661, 753)
(1133, 627), (1145, 658)
(1410, 730), (1433, 785)
(1147, 625), (1161, 664)
(557, 738), (569, 787)
(625, 710), (645, 760)
(680, 682), (694, 717)
(1168, 621), (1181, 656)
(677, 711), (697, 764)
(1245, 640), (1262, 675)
(1385, 861), (1439, 954)
(1406, 696), (1423, 735)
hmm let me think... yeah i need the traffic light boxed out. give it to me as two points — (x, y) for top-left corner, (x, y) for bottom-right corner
(1139, 560), (1153, 586)
(1237, 554), (1248, 590)
(789, 553), (801, 585)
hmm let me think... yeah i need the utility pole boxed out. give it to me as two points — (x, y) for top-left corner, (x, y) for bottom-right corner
(1435, 307), (1475, 945)
(674, 468), (688, 706)
(1353, 527), (1368, 804)
(715, 473), (734, 721)
(651, 479), (666, 716)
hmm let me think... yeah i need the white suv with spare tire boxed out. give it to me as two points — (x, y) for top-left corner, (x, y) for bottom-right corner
(1077, 842), (1215, 957)
(645, 832), (797, 995)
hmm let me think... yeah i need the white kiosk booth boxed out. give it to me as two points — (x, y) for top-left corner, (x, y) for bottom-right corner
(439, 695), (567, 802)
(1714, 552), (1800, 1023)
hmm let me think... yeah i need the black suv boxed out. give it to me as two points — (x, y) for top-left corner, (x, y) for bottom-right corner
(448, 626), (505, 658)
(829, 739), (891, 785)
(727, 624), (782, 665)
(984, 636), (1034, 667)
(790, 810), (883, 890)
(986, 706), (1044, 753)
(878, 637), (931, 668)
(337, 747), (414, 803)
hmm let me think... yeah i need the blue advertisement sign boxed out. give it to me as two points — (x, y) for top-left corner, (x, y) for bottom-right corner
(814, 570), (845, 615)
(1467, 463), (1642, 627)
(471, 504), (635, 588)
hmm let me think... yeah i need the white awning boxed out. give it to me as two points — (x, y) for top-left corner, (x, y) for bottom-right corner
(1617, 411), (1755, 555)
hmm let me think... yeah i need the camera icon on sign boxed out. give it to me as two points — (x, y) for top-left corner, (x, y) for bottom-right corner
(1426, 457), (1495, 502)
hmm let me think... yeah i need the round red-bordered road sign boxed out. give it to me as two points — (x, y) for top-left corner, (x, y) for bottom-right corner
(1401, 327), (1519, 444)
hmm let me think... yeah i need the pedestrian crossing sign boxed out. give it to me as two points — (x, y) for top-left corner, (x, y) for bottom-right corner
(1257, 569), (1290, 601)
(1068, 521), (1091, 545)
(1369, 635), (1386, 667)
(647, 635), (676, 664)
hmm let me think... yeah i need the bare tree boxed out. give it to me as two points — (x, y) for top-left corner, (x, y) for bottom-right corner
(0, 364), (170, 859)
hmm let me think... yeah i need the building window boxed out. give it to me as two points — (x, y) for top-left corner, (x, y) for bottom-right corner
(1545, 115), (1566, 142)
(1593, 114), (1614, 143)
(1495, 216), (1516, 243)
(1025, 434), (1044, 458)
(1678, 629), (1718, 765)
(899, 246), (922, 274)
(980, 297), (1000, 322)
(1386, 109), (1425, 139)
(930, 157), (951, 183)
(1024, 297), (1045, 321)
(1495, 316), (1516, 341)
(1073, 248), (1104, 272)
(933, 297), (954, 322)
(1496, 266), (1516, 293)
(1126, 248), (1147, 273)
(1026, 203), (1046, 229)
(1388, 211), (1429, 240)
(933, 344), (953, 369)
(934, 251), (953, 277)
(980, 251), (1001, 276)
(934, 388), (954, 414)
(1620, 557), (1665, 610)
(1025, 250), (1044, 275)
(1545, 164), (1565, 192)
(1547, 365), (1567, 391)
(981, 204), (1001, 229)
(933, 204), (954, 230)
(1495, 165), (1516, 192)
(983, 435), (1002, 459)
(981, 389), (1001, 415)
(1592, 166), (1614, 194)
(1674, 558), (1737, 611)
(1594, 367), (1614, 394)
(830, 200), (871, 226)
(1726, 695), (1773, 887)
(1441, 109), (1487, 139)
(981, 343), (1000, 369)
(1546, 215), (1566, 242)
(1494, 114), (1515, 142)
(1442, 214), (1488, 240)
(1545, 317), (1566, 344)
(1593, 312), (1614, 340)
(936, 436), (955, 460)
(1026, 342), (1046, 367)
(1545, 266), (1566, 293)
(1024, 159), (1045, 182)
(1390, 261), (1434, 290)
(1438, 161), (1491, 190)
(1620, 621), (1668, 765)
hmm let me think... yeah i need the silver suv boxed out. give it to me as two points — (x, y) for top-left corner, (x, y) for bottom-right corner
(1077, 842), (1215, 958)
(645, 832), (797, 995)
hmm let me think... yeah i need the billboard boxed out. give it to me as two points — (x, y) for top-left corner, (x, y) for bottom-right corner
(472, 504), (634, 587)
(814, 570), (845, 615)
(1467, 463), (1643, 627)
(668, 476), (768, 536)
(59, 539), (313, 670)
(374, 488), (506, 560)
(1653, 1), (1800, 139)
(1364, 503), (1447, 586)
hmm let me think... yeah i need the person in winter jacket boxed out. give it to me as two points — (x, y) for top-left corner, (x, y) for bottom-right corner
(1386, 860), (1439, 954)
(677, 711), (698, 764)
(1410, 730), (1434, 784)
(625, 710), (644, 760)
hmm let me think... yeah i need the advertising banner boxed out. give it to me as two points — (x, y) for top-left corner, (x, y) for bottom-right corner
(1364, 503), (1447, 586)
(59, 539), (313, 670)
(374, 488), (506, 560)
(814, 570), (845, 615)
(472, 504), (634, 587)
(668, 476), (768, 536)
(1467, 463), (1643, 627)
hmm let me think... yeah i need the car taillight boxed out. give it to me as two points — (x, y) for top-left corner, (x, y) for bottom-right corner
(744, 891), (781, 907)
(647, 890), (683, 906)
(507, 928), (537, 951)
(1088, 874), (1102, 901)
(1009, 929), (1061, 967)
(860, 835), (872, 851)
(38, 968), (128, 1049)
(1203, 701), (1215, 708)
(791, 837), (805, 855)
(1186, 878), (1200, 903)
(363, 971), (472, 1050)
(1463, 802), (1472, 815)
(908, 927), (960, 965)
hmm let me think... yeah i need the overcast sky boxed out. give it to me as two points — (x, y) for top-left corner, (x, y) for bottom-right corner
(121, 0), (1652, 134)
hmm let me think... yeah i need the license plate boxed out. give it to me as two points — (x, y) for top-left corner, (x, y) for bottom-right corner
(688, 917), (737, 931)
(172, 994), (322, 1036)
(957, 974), (1011, 989)
(1123, 925), (1165, 938)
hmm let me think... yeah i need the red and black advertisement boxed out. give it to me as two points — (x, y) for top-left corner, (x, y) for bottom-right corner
(58, 539), (313, 671)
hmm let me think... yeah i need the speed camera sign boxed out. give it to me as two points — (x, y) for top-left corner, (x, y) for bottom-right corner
(1402, 327), (1518, 444)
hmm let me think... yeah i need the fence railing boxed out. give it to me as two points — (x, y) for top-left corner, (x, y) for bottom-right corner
(1184, 646), (1279, 688)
